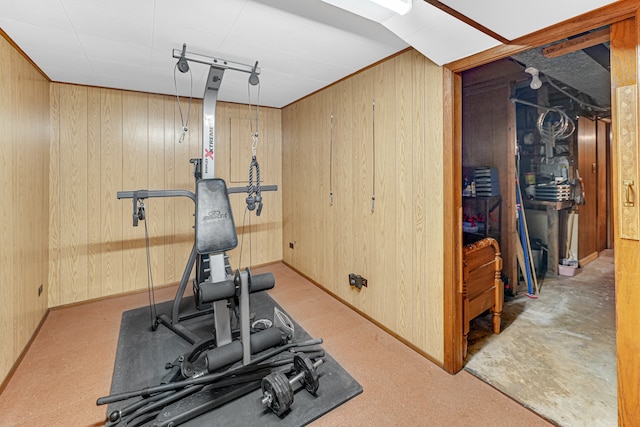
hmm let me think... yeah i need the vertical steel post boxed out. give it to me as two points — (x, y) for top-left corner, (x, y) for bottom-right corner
(202, 66), (232, 346)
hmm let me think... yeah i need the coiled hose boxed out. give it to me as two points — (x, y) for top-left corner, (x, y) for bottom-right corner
(536, 108), (575, 141)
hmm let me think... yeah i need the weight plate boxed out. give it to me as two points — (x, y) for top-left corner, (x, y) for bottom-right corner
(294, 353), (319, 395)
(261, 372), (293, 416)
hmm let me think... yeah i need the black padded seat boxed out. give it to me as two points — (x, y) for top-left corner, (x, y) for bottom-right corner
(195, 179), (238, 254)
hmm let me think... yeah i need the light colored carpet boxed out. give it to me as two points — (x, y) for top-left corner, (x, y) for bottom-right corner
(465, 251), (617, 427)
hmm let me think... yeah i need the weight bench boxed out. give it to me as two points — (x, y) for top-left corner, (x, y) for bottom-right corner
(118, 178), (278, 359)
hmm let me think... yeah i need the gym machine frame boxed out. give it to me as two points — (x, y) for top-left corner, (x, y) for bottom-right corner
(117, 47), (275, 355)
(104, 46), (328, 426)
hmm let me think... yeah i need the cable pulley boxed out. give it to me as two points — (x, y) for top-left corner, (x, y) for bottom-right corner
(174, 43), (193, 144)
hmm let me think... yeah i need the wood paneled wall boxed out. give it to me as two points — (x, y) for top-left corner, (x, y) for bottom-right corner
(282, 49), (445, 363)
(0, 36), (50, 384)
(49, 84), (282, 307)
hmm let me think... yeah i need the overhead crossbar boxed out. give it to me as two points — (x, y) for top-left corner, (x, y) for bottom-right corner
(172, 49), (261, 76)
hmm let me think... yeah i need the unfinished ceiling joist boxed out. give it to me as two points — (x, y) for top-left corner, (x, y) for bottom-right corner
(542, 27), (610, 58)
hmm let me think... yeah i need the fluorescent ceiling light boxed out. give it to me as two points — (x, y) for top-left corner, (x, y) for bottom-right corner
(322, 0), (412, 23)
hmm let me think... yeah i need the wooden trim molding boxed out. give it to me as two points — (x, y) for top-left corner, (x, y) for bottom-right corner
(441, 0), (640, 378)
(0, 28), (50, 81)
(0, 310), (50, 394)
(442, 68), (464, 373)
(421, 0), (510, 44)
(446, 0), (639, 73)
(441, 2), (640, 424)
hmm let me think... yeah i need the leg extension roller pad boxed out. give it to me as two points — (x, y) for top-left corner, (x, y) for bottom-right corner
(197, 272), (276, 305)
(205, 327), (284, 373)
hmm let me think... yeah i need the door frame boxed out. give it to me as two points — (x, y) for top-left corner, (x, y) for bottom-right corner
(442, 1), (639, 423)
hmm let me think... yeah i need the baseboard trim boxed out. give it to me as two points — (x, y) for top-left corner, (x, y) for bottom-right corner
(281, 261), (445, 371)
(0, 308), (50, 394)
(579, 251), (599, 267)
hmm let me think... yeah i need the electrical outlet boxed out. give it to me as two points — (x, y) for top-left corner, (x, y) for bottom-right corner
(38, 284), (43, 297)
(349, 273), (367, 289)
(349, 273), (357, 287)
(289, 242), (295, 249)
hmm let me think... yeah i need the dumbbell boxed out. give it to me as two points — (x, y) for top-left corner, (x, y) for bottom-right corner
(261, 353), (323, 416)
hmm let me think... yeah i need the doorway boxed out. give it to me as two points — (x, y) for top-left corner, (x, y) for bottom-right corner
(444, 10), (640, 425)
(458, 29), (616, 426)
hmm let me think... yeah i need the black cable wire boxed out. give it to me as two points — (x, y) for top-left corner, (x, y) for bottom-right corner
(143, 204), (157, 328)
(173, 63), (193, 144)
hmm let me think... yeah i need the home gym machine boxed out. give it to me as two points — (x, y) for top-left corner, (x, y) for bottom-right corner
(117, 45), (277, 353)
(102, 45), (324, 425)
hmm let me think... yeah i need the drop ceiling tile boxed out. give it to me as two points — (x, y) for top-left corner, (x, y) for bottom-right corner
(228, 5), (319, 52)
(216, 37), (352, 81)
(153, 0), (245, 35)
(0, 0), (72, 31)
(8, 0), (609, 107)
(0, 20), (87, 77)
(404, 14), (501, 65)
(61, 0), (155, 21)
(0, 19), (79, 52)
(62, 0), (154, 47)
(79, 36), (153, 66)
(151, 24), (224, 56)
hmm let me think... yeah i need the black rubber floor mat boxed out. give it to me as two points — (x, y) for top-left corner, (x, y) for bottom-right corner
(105, 291), (362, 426)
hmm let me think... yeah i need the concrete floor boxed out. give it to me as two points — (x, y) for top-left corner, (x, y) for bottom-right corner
(464, 250), (616, 426)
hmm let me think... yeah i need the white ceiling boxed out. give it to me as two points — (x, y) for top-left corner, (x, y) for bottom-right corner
(0, 0), (618, 108)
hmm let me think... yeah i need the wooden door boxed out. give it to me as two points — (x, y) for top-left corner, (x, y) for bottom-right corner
(596, 119), (611, 251)
(610, 17), (640, 426)
(577, 116), (598, 264)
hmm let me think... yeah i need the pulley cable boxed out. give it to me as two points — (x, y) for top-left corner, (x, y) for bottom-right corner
(141, 201), (158, 328)
(173, 62), (193, 144)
